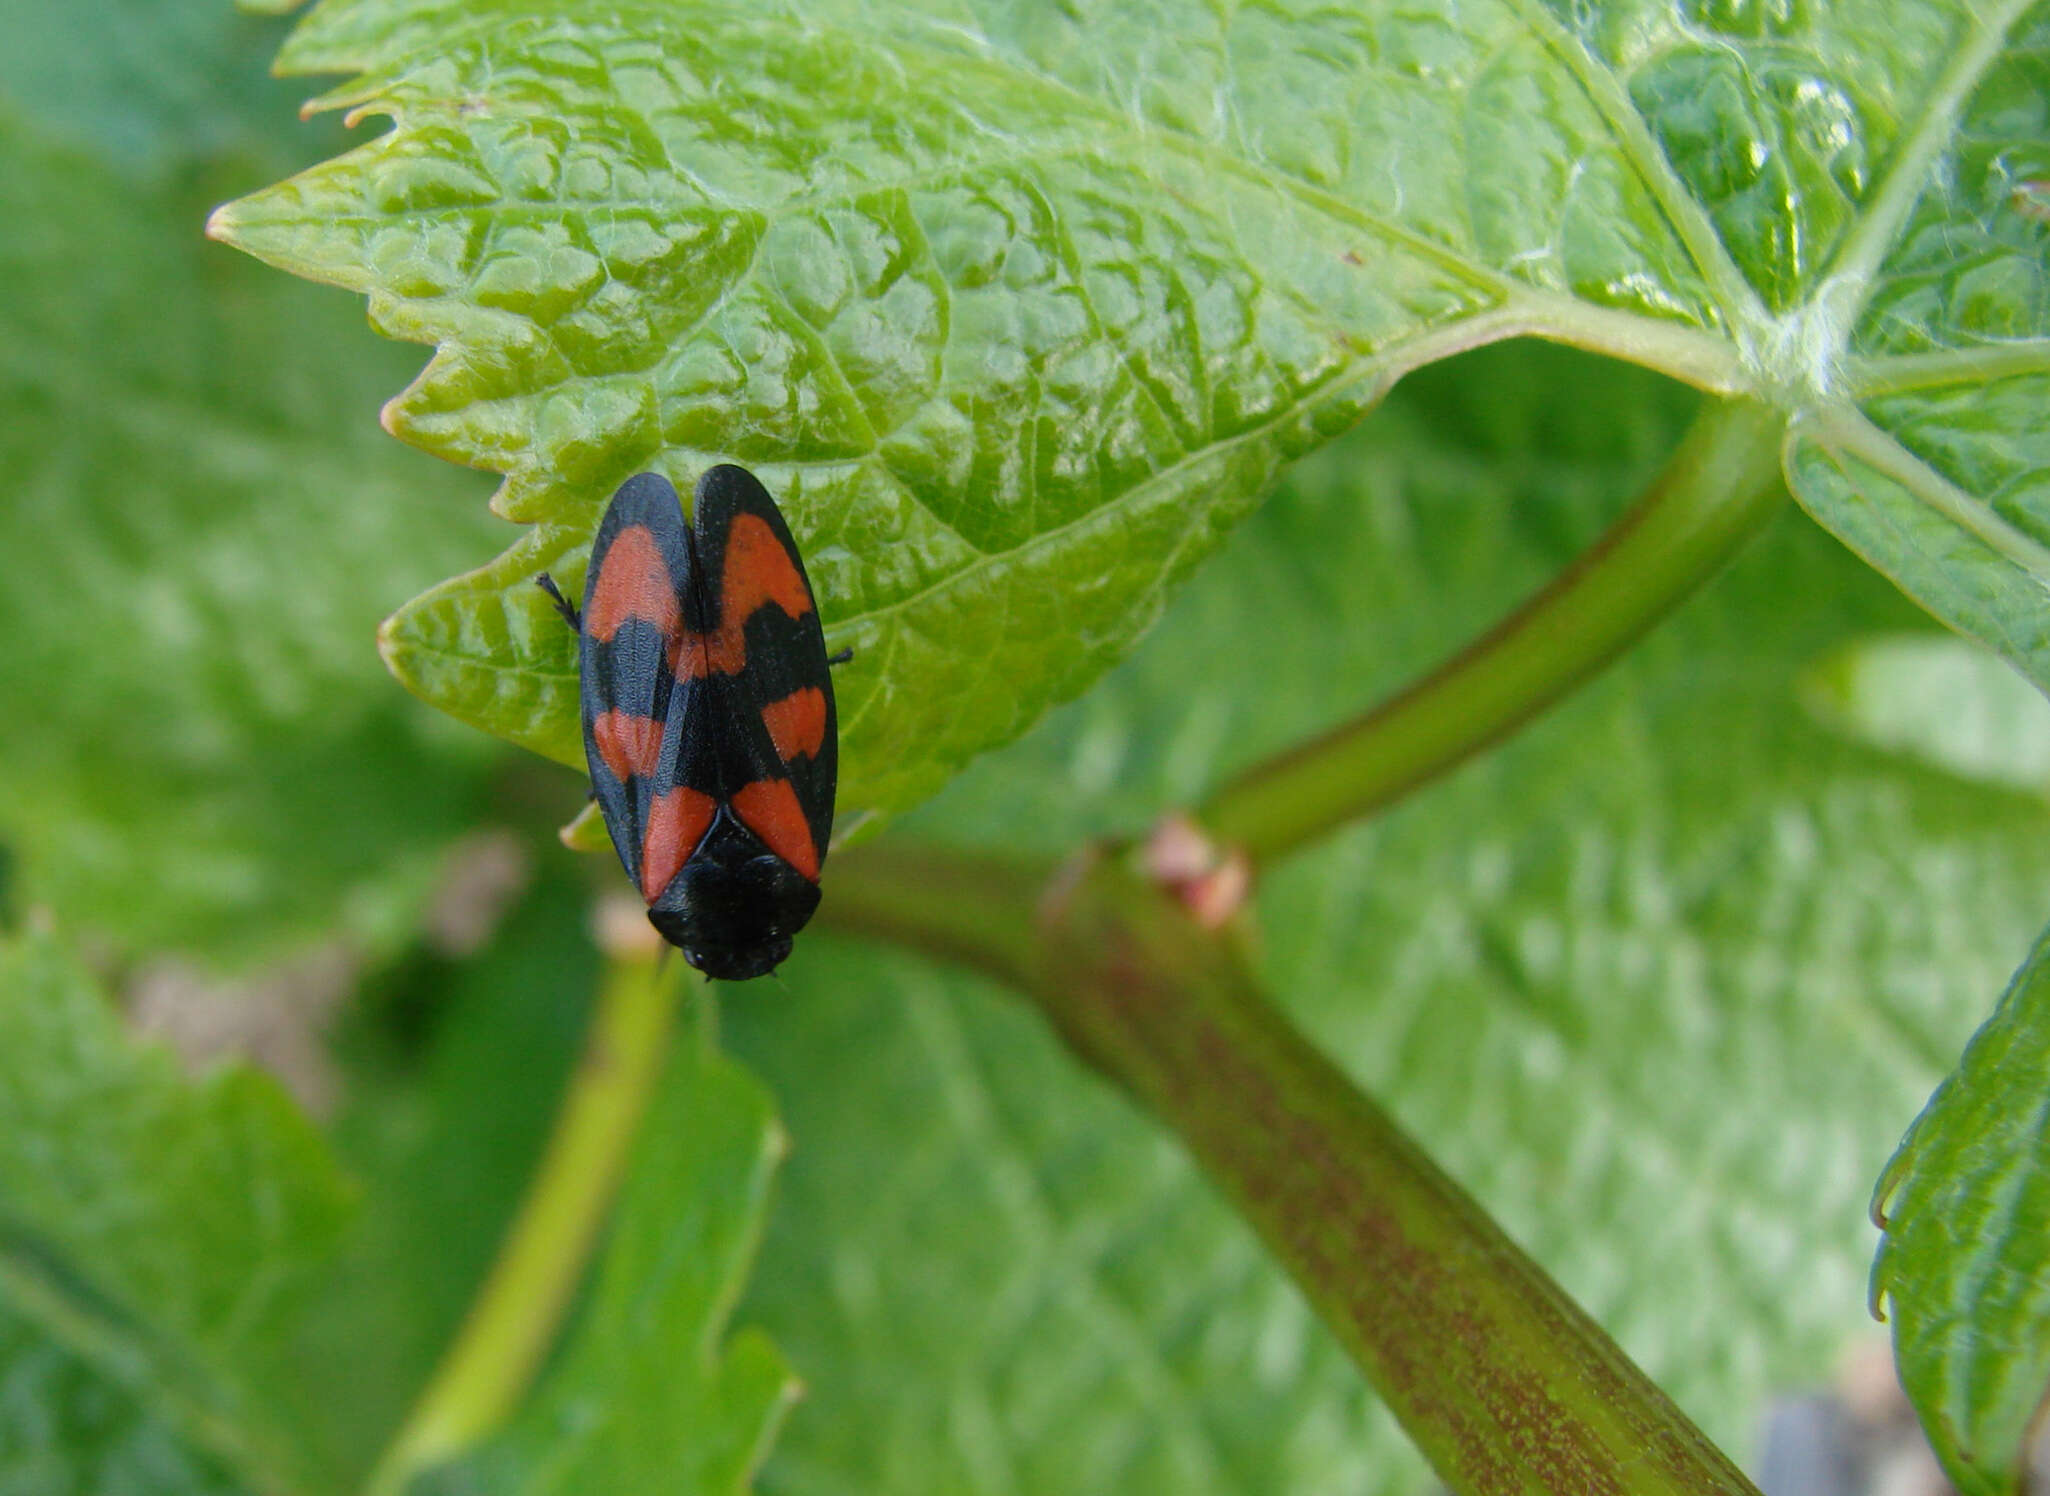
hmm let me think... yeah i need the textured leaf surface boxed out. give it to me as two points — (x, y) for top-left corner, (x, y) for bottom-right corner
(0, 931), (352, 1494)
(416, 1008), (797, 1496)
(212, 0), (2050, 818)
(723, 344), (2050, 1493)
(0, 1301), (249, 1496)
(0, 0), (508, 960)
(1788, 2), (2050, 688)
(1872, 925), (2050, 1496)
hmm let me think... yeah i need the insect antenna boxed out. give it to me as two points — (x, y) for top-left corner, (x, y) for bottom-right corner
(534, 572), (580, 630)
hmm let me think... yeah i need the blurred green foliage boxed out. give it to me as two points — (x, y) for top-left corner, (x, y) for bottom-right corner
(4, 0), (2050, 1492)
(0, 0), (506, 962)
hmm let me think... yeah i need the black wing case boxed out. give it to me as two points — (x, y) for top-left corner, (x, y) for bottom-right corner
(576, 472), (698, 896)
(690, 464), (838, 875)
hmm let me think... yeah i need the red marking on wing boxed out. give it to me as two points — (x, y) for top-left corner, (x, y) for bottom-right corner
(585, 525), (679, 643)
(760, 686), (827, 763)
(640, 787), (715, 901)
(722, 512), (814, 625)
(669, 512), (815, 680)
(592, 710), (664, 782)
(731, 778), (819, 881)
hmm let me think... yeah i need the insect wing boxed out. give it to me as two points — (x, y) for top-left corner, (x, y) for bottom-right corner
(575, 473), (708, 899)
(688, 464), (838, 881)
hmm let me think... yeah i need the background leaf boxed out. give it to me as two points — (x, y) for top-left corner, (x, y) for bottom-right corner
(1803, 632), (2050, 793)
(0, 929), (352, 1495)
(414, 1001), (798, 1496)
(286, 860), (599, 1478)
(722, 343), (2050, 1493)
(0, 0), (510, 962)
(0, 863), (797, 1496)
(0, 1301), (248, 1496)
(1873, 923), (2050, 1496)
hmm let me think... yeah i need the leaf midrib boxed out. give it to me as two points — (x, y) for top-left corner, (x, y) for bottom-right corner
(1812, 0), (2039, 335)
(1801, 406), (2050, 603)
(1498, 0), (1770, 339)
(1849, 340), (2050, 397)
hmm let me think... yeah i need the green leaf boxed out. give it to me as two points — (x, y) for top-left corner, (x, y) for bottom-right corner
(287, 857), (600, 1476)
(0, 0), (510, 960)
(211, 0), (2050, 817)
(0, 929), (353, 1494)
(0, 1301), (250, 1496)
(1872, 925), (2050, 1496)
(413, 1008), (797, 1496)
(1785, 2), (2050, 662)
(720, 343), (2050, 1492)
(1803, 632), (2050, 792)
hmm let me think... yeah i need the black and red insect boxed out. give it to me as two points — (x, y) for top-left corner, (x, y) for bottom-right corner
(538, 466), (840, 980)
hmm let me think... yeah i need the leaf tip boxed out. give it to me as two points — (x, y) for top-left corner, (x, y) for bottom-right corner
(375, 609), (435, 708)
(718, 1325), (806, 1479)
(203, 201), (243, 249)
(1868, 1235), (1896, 1323)
(1870, 1134), (1916, 1232)
(560, 802), (608, 854)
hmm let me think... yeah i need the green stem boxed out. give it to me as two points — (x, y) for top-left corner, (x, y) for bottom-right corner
(364, 948), (681, 1496)
(816, 840), (1046, 989)
(822, 843), (1761, 1495)
(812, 394), (1795, 1492)
(1201, 396), (1788, 863)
